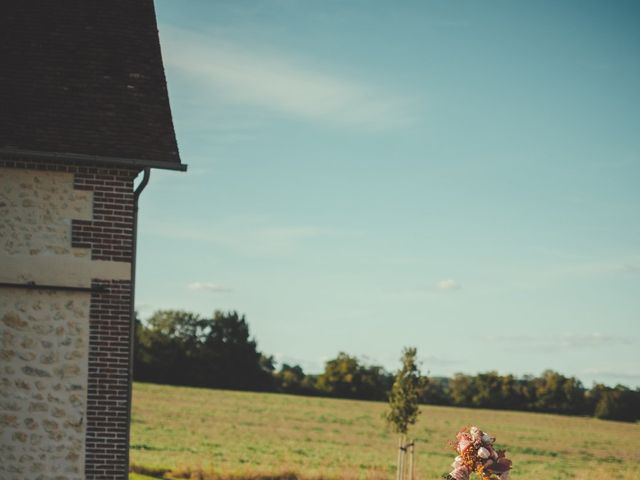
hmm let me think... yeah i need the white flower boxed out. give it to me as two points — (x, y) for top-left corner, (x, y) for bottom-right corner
(477, 447), (490, 459)
(451, 456), (463, 468)
(469, 426), (481, 439)
(482, 433), (493, 444)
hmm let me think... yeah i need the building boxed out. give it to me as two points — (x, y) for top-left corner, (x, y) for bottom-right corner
(0, 1), (186, 478)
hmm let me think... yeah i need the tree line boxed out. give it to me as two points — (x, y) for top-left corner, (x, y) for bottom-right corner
(134, 310), (639, 423)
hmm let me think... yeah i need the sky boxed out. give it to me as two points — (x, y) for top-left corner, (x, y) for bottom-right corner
(136, 0), (640, 388)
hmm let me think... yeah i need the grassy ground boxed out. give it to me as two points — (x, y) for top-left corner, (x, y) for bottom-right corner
(130, 382), (639, 479)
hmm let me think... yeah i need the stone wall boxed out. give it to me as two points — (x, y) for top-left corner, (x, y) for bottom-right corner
(0, 168), (130, 285)
(0, 163), (137, 479)
(1, 290), (89, 479)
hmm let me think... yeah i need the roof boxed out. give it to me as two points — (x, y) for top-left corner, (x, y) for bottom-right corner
(0, 0), (185, 171)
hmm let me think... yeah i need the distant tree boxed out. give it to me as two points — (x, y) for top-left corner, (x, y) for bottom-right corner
(532, 370), (586, 415)
(386, 347), (424, 435)
(420, 376), (450, 406)
(359, 364), (394, 401)
(317, 352), (391, 400)
(134, 310), (274, 391)
(301, 374), (320, 393)
(448, 373), (477, 407)
(199, 310), (276, 390)
(317, 352), (360, 398)
(469, 372), (525, 410)
(275, 363), (307, 394)
(134, 311), (639, 422)
(134, 310), (203, 385)
(589, 384), (639, 422)
(472, 371), (504, 408)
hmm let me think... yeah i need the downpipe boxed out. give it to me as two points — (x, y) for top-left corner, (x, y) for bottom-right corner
(125, 167), (150, 476)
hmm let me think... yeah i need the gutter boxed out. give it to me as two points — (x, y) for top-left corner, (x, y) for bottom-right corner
(126, 167), (151, 474)
(0, 147), (187, 172)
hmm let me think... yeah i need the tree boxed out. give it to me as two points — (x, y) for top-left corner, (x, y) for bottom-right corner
(448, 373), (477, 407)
(590, 384), (639, 422)
(316, 353), (391, 400)
(134, 309), (274, 391)
(420, 376), (450, 406)
(275, 363), (307, 394)
(532, 370), (586, 415)
(387, 348), (424, 480)
(386, 347), (424, 435)
(134, 310), (203, 386)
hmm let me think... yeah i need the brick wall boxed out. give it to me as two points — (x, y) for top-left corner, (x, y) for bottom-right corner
(0, 157), (139, 479)
(72, 170), (135, 263)
(85, 279), (132, 479)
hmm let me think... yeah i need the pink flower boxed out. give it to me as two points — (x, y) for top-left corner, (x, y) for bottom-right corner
(448, 426), (513, 480)
(489, 457), (512, 473)
(448, 466), (470, 480)
(457, 438), (472, 453)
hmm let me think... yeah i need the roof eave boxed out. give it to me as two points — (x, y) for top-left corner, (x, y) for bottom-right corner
(0, 147), (187, 172)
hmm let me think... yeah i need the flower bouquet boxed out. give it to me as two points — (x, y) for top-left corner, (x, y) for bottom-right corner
(444, 426), (512, 480)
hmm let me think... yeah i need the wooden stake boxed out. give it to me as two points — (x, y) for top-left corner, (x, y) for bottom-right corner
(396, 436), (403, 480)
(409, 439), (415, 480)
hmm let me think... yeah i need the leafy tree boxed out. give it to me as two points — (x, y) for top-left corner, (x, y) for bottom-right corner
(420, 376), (450, 405)
(590, 384), (639, 422)
(134, 310), (274, 391)
(532, 370), (586, 415)
(317, 352), (360, 397)
(448, 373), (477, 407)
(386, 347), (424, 435)
(317, 352), (391, 400)
(134, 310), (203, 385)
(472, 371), (505, 408)
(275, 363), (307, 394)
(134, 311), (640, 422)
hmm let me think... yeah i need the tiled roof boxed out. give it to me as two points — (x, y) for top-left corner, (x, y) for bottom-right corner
(0, 1), (183, 170)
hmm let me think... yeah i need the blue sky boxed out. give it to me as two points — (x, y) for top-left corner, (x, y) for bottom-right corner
(136, 0), (640, 387)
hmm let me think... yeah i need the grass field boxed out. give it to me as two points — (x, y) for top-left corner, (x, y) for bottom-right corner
(130, 383), (640, 479)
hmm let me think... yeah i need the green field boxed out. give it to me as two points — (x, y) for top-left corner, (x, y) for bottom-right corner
(130, 383), (640, 479)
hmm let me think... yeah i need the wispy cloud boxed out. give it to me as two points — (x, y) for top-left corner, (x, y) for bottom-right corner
(483, 333), (636, 353)
(273, 353), (324, 374)
(144, 218), (351, 256)
(436, 279), (461, 291)
(381, 279), (464, 300)
(159, 25), (417, 130)
(420, 354), (460, 367)
(187, 282), (232, 293)
(135, 304), (155, 316)
(560, 258), (640, 277)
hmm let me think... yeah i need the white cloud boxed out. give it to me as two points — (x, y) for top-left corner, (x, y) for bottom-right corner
(159, 25), (417, 130)
(187, 282), (232, 293)
(436, 279), (461, 291)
